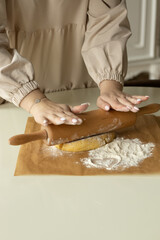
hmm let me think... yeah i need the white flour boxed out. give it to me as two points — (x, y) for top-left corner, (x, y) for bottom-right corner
(42, 137), (155, 171)
(41, 145), (74, 157)
(81, 138), (155, 171)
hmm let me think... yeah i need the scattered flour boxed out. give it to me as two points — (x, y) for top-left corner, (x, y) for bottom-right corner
(41, 144), (73, 157)
(41, 137), (155, 171)
(81, 138), (155, 171)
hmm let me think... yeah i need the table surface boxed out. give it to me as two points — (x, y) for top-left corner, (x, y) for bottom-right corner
(0, 86), (160, 240)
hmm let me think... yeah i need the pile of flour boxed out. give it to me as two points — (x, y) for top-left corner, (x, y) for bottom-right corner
(81, 138), (155, 171)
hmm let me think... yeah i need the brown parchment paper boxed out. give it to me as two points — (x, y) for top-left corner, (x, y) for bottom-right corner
(14, 115), (160, 176)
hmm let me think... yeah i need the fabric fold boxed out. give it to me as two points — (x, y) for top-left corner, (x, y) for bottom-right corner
(0, 0), (131, 106)
(0, 0), (38, 105)
(81, 0), (131, 86)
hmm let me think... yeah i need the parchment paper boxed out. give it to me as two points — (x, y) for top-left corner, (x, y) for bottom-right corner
(14, 115), (160, 176)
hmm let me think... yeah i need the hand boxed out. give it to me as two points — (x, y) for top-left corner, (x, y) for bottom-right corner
(20, 89), (90, 126)
(97, 80), (149, 112)
(30, 98), (90, 126)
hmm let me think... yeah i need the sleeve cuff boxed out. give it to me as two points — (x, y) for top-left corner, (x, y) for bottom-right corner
(11, 81), (39, 107)
(96, 70), (124, 87)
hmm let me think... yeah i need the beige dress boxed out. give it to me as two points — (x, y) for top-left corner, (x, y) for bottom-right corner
(0, 0), (131, 106)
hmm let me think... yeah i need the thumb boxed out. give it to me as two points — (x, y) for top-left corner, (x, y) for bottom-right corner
(70, 102), (90, 114)
(96, 97), (111, 111)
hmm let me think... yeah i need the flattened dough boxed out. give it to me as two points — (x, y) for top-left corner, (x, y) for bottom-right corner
(55, 132), (116, 152)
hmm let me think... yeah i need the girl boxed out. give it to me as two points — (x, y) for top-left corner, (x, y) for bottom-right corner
(0, 0), (149, 126)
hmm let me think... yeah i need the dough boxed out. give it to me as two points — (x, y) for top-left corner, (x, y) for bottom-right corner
(55, 132), (116, 152)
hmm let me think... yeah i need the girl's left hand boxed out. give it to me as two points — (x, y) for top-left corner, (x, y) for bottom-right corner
(97, 80), (149, 112)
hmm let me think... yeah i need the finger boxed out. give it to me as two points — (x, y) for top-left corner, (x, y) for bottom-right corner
(42, 119), (49, 126)
(46, 114), (69, 125)
(34, 116), (51, 126)
(125, 95), (142, 105)
(117, 98), (139, 112)
(70, 102), (90, 114)
(117, 95), (135, 108)
(132, 95), (150, 101)
(126, 95), (149, 105)
(97, 96), (129, 112)
(47, 114), (82, 126)
(117, 96), (140, 112)
(62, 110), (83, 123)
(97, 97), (111, 111)
(55, 112), (83, 125)
(51, 104), (83, 124)
(47, 104), (83, 124)
(113, 99), (131, 112)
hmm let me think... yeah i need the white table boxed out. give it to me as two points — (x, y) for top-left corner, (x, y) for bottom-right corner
(0, 87), (160, 240)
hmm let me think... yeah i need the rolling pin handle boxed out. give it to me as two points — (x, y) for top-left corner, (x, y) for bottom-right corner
(8, 129), (47, 145)
(137, 104), (160, 116)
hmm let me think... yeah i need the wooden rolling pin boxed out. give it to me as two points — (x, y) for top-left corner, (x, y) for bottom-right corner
(9, 103), (160, 146)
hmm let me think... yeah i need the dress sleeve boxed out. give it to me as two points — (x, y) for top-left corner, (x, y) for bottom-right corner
(81, 0), (132, 87)
(0, 0), (39, 106)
